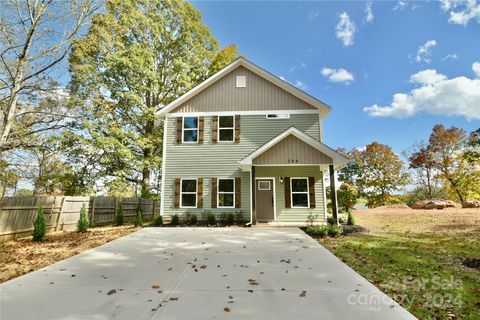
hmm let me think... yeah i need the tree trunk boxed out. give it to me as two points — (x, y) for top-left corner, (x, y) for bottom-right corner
(0, 60), (26, 154)
(0, 8), (41, 155)
(447, 176), (464, 203)
(426, 169), (433, 199)
(141, 119), (155, 198)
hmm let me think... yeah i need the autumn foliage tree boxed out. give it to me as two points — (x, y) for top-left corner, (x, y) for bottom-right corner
(408, 142), (438, 199)
(428, 125), (480, 202)
(360, 142), (409, 207)
(337, 182), (358, 213)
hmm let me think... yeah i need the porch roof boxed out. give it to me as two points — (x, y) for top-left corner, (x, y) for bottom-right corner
(238, 127), (349, 171)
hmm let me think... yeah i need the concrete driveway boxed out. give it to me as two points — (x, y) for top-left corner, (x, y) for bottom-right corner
(1, 227), (415, 320)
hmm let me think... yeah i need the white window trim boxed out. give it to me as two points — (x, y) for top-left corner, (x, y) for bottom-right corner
(217, 178), (235, 208)
(180, 178), (198, 208)
(290, 177), (310, 208)
(217, 115), (235, 142)
(182, 116), (199, 144)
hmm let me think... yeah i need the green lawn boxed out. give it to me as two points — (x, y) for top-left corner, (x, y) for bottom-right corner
(319, 208), (480, 320)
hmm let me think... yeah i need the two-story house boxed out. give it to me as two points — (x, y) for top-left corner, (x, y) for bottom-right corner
(159, 58), (348, 225)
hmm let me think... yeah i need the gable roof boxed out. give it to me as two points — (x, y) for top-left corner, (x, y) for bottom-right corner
(158, 57), (332, 116)
(239, 127), (349, 168)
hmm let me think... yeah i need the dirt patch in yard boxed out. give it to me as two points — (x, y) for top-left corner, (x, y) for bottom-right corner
(353, 207), (480, 236)
(0, 225), (139, 283)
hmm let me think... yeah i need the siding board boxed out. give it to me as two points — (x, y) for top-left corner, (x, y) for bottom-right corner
(253, 135), (332, 165)
(171, 66), (317, 113)
(163, 114), (324, 222)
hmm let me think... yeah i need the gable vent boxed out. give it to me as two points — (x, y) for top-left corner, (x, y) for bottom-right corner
(236, 75), (246, 88)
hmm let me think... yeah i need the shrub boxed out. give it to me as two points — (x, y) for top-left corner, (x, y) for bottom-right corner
(306, 225), (328, 238)
(77, 203), (89, 232)
(347, 212), (355, 226)
(134, 205), (143, 227)
(226, 213), (235, 225)
(326, 216), (336, 225)
(235, 210), (245, 225)
(171, 214), (179, 226)
(32, 206), (47, 242)
(200, 210), (209, 224)
(154, 215), (163, 226)
(306, 213), (318, 227)
(338, 216), (346, 224)
(206, 212), (216, 225)
(188, 213), (198, 225)
(218, 213), (227, 225)
(115, 203), (124, 226)
(327, 225), (342, 237)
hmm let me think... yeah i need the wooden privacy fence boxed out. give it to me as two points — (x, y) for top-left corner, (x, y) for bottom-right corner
(0, 196), (159, 243)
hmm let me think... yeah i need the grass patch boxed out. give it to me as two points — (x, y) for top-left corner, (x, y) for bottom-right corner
(318, 208), (480, 320)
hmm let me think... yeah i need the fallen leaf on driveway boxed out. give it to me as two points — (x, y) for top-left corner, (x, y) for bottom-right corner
(169, 297), (179, 301)
(299, 291), (307, 297)
(224, 307), (231, 312)
(107, 289), (116, 295)
(152, 285), (160, 289)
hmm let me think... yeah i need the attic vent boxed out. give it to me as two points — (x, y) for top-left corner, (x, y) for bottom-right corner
(236, 75), (246, 88)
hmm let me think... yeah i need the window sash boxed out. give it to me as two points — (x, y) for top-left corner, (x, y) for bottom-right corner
(182, 117), (199, 143)
(180, 179), (197, 208)
(290, 178), (309, 208)
(217, 178), (235, 208)
(218, 116), (235, 142)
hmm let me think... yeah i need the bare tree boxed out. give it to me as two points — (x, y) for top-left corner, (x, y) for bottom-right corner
(0, 0), (96, 154)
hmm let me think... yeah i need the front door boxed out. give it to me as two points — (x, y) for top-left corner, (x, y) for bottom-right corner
(255, 179), (274, 221)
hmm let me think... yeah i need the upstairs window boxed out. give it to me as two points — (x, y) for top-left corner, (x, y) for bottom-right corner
(218, 178), (235, 208)
(218, 116), (234, 142)
(290, 178), (309, 208)
(182, 117), (198, 143)
(180, 179), (197, 208)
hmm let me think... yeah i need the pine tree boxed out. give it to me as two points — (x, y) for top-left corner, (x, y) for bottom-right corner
(77, 203), (89, 232)
(135, 205), (143, 227)
(115, 203), (124, 226)
(33, 206), (47, 241)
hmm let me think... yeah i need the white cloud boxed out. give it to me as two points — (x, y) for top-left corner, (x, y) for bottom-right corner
(279, 76), (308, 90)
(365, 2), (374, 23)
(415, 40), (437, 63)
(289, 62), (308, 72)
(321, 67), (355, 84)
(441, 0), (480, 25)
(294, 80), (307, 90)
(363, 64), (480, 120)
(335, 12), (356, 46)
(473, 61), (480, 78)
(409, 69), (447, 85)
(442, 53), (459, 61)
(393, 1), (407, 11)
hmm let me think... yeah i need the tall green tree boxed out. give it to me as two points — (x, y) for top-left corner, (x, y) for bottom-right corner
(360, 142), (409, 207)
(337, 148), (364, 194)
(68, 0), (236, 197)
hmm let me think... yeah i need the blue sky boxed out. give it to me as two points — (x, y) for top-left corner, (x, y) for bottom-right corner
(192, 0), (480, 154)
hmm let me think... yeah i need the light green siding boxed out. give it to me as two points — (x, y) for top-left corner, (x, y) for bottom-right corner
(255, 166), (326, 223)
(162, 114), (323, 221)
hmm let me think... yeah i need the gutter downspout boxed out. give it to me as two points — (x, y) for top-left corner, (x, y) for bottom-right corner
(246, 165), (255, 227)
